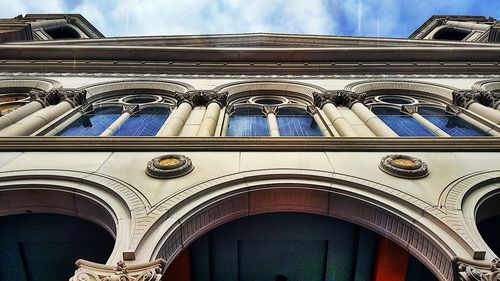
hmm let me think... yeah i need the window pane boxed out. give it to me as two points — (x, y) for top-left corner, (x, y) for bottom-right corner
(372, 107), (435, 137)
(227, 108), (269, 137)
(112, 107), (169, 136)
(418, 107), (488, 136)
(57, 107), (122, 136)
(277, 108), (322, 137)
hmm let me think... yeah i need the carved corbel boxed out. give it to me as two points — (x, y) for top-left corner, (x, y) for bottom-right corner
(69, 259), (166, 281)
(262, 106), (279, 115)
(174, 91), (210, 107)
(455, 258), (500, 281)
(452, 90), (482, 109)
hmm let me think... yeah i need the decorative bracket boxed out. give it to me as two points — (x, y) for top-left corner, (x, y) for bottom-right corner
(69, 259), (166, 281)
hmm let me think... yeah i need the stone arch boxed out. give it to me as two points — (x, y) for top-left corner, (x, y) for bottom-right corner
(214, 80), (327, 103)
(0, 169), (150, 264)
(473, 79), (500, 92)
(144, 169), (457, 281)
(81, 79), (195, 102)
(345, 79), (458, 103)
(440, 170), (500, 261)
(0, 77), (62, 91)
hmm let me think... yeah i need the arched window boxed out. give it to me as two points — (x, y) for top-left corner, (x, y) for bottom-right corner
(57, 106), (122, 136)
(57, 93), (175, 137)
(45, 25), (82, 39)
(276, 107), (322, 137)
(417, 106), (488, 136)
(367, 94), (490, 137)
(0, 89), (30, 115)
(372, 106), (435, 137)
(112, 107), (170, 136)
(433, 27), (470, 41)
(227, 107), (269, 137)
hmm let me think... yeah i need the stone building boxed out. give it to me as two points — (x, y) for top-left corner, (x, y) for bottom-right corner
(0, 13), (499, 281)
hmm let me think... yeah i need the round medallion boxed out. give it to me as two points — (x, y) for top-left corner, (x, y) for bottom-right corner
(146, 154), (194, 179)
(379, 154), (428, 179)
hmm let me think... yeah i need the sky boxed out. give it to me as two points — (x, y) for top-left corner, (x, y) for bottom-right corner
(1, 0), (499, 38)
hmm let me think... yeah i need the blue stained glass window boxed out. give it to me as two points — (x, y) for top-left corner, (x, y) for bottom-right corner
(418, 107), (488, 136)
(227, 107), (269, 137)
(276, 107), (322, 137)
(112, 107), (169, 136)
(372, 107), (435, 137)
(57, 107), (122, 136)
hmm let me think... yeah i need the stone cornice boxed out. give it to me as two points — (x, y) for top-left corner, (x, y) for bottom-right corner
(0, 137), (498, 152)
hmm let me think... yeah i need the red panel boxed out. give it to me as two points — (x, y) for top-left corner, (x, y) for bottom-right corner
(373, 236), (409, 281)
(164, 248), (191, 281)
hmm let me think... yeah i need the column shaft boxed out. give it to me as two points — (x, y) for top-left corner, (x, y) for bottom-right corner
(468, 102), (500, 125)
(311, 112), (331, 136)
(0, 101), (44, 131)
(266, 112), (280, 137)
(197, 102), (221, 136)
(0, 101), (72, 136)
(45, 111), (82, 136)
(100, 112), (131, 136)
(321, 103), (358, 136)
(157, 102), (192, 136)
(351, 102), (398, 137)
(221, 111), (230, 136)
(411, 113), (450, 137)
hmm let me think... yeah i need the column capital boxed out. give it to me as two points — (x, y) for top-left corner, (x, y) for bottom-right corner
(174, 91), (210, 107)
(455, 258), (500, 281)
(28, 89), (59, 106)
(56, 89), (87, 107)
(477, 92), (500, 109)
(401, 105), (418, 114)
(262, 106), (279, 115)
(306, 105), (319, 115)
(69, 259), (166, 281)
(446, 105), (462, 115)
(208, 92), (228, 107)
(313, 91), (340, 108)
(340, 91), (366, 108)
(452, 90), (483, 108)
(79, 103), (94, 114)
(123, 105), (139, 114)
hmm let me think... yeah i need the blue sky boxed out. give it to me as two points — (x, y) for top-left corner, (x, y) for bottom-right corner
(1, 0), (499, 38)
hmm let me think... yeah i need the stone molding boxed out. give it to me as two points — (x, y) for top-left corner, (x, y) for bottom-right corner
(0, 77), (62, 92)
(345, 79), (457, 102)
(69, 259), (166, 281)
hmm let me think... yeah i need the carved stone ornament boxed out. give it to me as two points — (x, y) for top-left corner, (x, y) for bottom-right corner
(452, 90), (482, 109)
(207, 92), (228, 107)
(456, 258), (500, 281)
(69, 259), (166, 281)
(379, 154), (429, 179)
(29, 89), (59, 106)
(146, 154), (194, 179)
(262, 106), (279, 115)
(174, 91), (210, 107)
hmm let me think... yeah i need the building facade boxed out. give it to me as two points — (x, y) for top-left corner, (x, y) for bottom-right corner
(0, 14), (499, 281)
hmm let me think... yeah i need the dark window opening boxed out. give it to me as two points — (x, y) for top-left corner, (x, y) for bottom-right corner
(433, 27), (471, 41)
(45, 25), (81, 39)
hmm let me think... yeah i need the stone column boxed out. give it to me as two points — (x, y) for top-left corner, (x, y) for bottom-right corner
(263, 106), (280, 137)
(307, 106), (331, 136)
(0, 90), (49, 130)
(402, 106), (450, 137)
(100, 105), (137, 136)
(44, 104), (94, 136)
(197, 92), (227, 136)
(69, 259), (166, 281)
(453, 91), (500, 125)
(313, 92), (358, 137)
(157, 91), (207, 136)
(220, 106), (232, 137)
(345, 92), (398, 137)
(0, 89), (86, 136)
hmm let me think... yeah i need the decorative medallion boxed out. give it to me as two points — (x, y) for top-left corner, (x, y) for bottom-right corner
(146, 154), (194, 179)
(379, 154), (429, 179)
